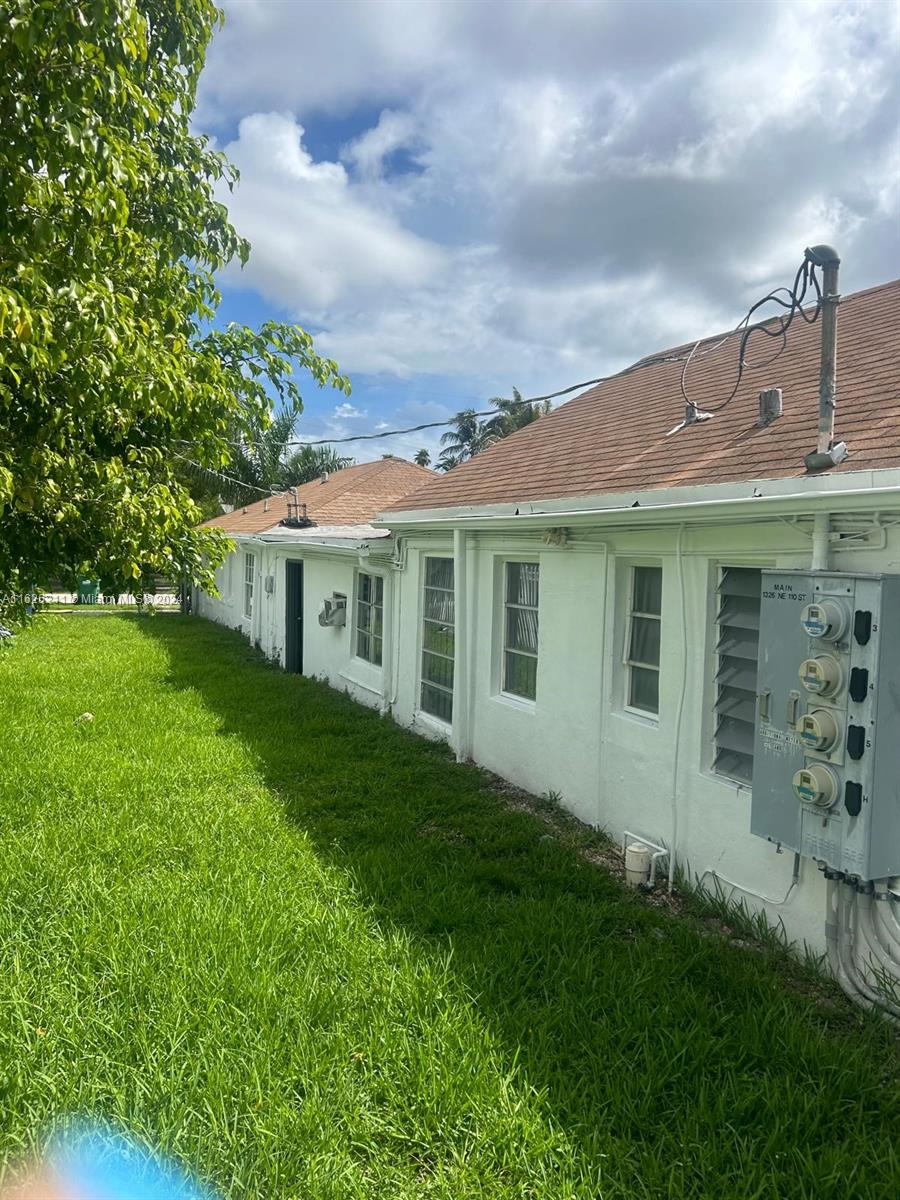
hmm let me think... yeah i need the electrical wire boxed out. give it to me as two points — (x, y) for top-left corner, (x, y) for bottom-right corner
(174, 452), (286, 500)
(182, 255), (826, 461)
(681, 256), (823, 415)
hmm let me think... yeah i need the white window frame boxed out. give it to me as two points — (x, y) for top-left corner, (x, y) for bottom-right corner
(623, 564), (662, 717)
(243, 551), (255, 620)
(419, 555), (455, 725)
(501, 560), (540, 703)
(355, 571), (385, 666)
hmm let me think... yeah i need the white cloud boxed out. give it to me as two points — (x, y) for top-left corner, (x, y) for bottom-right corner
(343, 110), (418, 180)
(202, 0), (900, 401)
(334, 402), (365, 419)
(219, 113), (444, 312)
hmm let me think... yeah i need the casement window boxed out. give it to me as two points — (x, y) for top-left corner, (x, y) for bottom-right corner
(420, 557), (454, 723)
(625, 565), (662, 714)
(356, 572), (384, 666)
(503, 561), (539, 700)
(243, 552), (255, 619)
(714, 566), (761, 784)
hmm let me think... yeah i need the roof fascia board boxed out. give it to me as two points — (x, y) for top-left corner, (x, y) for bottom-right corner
(376, 470), (900, 529)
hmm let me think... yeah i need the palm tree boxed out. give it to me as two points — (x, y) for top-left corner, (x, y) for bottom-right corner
(183, 398), (355, 509)
(282, 444), (354, 486)
(485, 387), (551, 438)
(437, 409), (497, 472)
(414, 448), (431, 467)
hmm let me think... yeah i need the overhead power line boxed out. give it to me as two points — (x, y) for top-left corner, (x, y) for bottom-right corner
(181, 255), (824, 466)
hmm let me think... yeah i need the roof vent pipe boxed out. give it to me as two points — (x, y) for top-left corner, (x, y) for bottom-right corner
(804, 245), (848, 472)
(758, 387), (782, 426)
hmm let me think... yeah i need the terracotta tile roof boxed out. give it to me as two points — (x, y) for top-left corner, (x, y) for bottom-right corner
(203, 457), (434, 535)
(385, 279), (900, 514)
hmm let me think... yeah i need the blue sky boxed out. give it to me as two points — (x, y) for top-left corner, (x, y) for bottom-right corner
(196, 0), (900, 465)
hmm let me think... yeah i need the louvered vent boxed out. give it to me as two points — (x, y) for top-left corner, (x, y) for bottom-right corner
(714, 566), (761, 784)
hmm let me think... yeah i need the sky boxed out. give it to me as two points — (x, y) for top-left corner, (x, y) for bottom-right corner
(195, 0), (900, 464)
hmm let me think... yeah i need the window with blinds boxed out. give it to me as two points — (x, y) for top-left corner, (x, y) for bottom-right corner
(503, 561), (540, 700)
(421, 557), (454, 724)
(714, 566), (761, 784)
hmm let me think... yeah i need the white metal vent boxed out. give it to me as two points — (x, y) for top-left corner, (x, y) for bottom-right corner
(714, 566), (761, 784)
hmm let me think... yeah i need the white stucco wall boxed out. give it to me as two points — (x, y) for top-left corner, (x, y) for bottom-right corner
(196, 511), (900, 955)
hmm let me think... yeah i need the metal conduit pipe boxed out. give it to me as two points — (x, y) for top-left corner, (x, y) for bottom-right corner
(838, 885), (900, 1021)
(857, 894), (900, 979)
(836, 886), (892, 1014)
(871, 897), (900, 964)
(825, 879), (871, 1010)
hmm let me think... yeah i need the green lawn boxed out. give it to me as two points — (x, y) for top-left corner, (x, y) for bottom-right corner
(1, 615), (898, 1199)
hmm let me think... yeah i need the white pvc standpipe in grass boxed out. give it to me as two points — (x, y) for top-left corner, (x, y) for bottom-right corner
(625, 842), (652, 888)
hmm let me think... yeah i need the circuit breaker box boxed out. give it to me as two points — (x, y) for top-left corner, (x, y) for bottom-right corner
(750, 570), (900, 881)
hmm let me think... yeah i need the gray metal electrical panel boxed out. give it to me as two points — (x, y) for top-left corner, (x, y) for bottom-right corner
(750, 570), (900, 881)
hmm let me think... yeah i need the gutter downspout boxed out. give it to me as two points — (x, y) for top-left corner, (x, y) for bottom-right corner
(668, 523), (688, 893)
(452, 528), (470, 762)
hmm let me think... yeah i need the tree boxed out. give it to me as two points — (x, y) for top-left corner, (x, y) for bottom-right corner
(414, 449), (431, 467)
(0, 1), (349, 613)
(485, 387), (551, 437)
(436, 409), (498, 472)
(436, 389), (550, 472)
(281, 444), (354, 488)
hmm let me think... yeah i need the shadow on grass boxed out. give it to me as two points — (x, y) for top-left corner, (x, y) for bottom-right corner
(139, 616), (900, 1193)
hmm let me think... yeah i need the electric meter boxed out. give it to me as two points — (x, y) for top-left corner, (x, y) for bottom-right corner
(791, 764), (839, 809)
(753, 569), (900, 881)
(798, 655), (842, 696)
(798, 708), (840, 753)
(800, 600), (848, 642)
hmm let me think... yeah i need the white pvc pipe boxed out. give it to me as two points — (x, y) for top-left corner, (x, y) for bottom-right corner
(667, 524), (687, 894)
(452, 528), (469, 762)
(845, 890), (900, 1018)
(825, 879), (870, 1009)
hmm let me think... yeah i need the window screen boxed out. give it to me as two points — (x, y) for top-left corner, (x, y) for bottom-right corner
(356, 573), (384, 665)
(503, 562), (539, 700)
(714, 566), (761, 784)
(626, 565), (662, 713)
(421, 557), (454, 723)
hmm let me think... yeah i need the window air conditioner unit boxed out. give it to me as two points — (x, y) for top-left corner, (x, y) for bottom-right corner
(318, 593), (347, 627)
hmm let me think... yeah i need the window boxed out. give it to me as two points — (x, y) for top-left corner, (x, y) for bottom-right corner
(503, 561), (539, 700)
(714, 566), (761, 784)
(243, 552), (255, 619)
(420, 557), (454, 723)
(356, 573), (384, 665)
(625, 565), (662, 714)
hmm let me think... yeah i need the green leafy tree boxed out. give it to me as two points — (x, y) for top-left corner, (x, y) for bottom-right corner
(0, 0), (349, 612)
(414, 449), (431, 467)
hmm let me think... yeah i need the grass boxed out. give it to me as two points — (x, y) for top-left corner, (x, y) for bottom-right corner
(0, 615), (898, 1199)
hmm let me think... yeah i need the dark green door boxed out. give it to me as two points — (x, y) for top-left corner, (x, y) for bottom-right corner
(284, 561), (304, 673)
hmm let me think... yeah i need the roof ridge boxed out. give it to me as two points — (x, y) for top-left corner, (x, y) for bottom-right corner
(632, 277), (900, 369)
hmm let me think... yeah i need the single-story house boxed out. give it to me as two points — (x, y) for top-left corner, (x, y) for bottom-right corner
(196, 455), (433, 698)
(198, 273), (900, 991)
